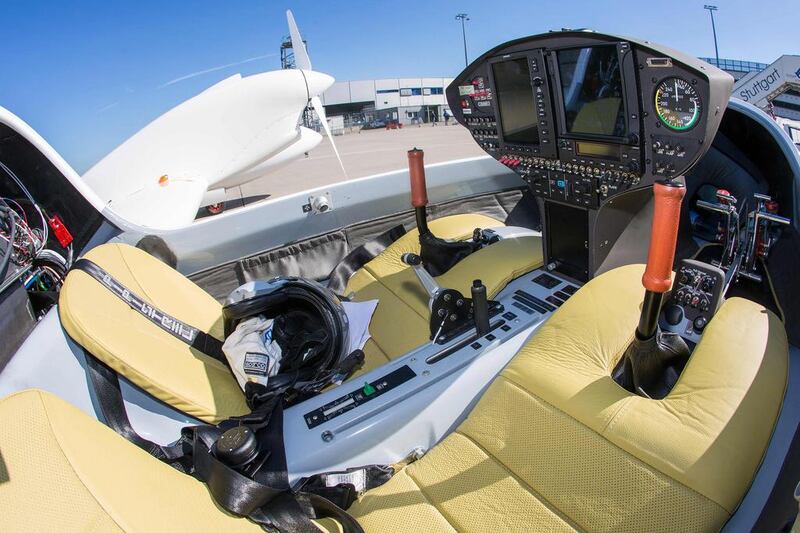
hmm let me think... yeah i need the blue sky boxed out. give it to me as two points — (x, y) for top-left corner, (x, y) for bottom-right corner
(1, 0), (797, 173)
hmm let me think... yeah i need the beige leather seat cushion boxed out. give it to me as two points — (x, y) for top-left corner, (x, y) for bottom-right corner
(350, 264), (788, 532)
(59, 243), (249, 424)
(0, 389), (341, 533)
(344, 213), (543, 376)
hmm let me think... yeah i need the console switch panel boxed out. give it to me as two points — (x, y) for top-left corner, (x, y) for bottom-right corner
(663, 259), (725, 340)
(304, 366), (417, 429)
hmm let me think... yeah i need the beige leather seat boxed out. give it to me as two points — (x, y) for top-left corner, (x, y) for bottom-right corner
(0, 389), (340, 533)
(348, 264), (788, 532)
(2, 265), (786, 532)
(59, 214), (543, 422)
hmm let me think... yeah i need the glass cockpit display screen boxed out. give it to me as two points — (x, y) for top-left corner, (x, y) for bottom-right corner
(557, 46), (626, 137)
(492, 58), (539, 144)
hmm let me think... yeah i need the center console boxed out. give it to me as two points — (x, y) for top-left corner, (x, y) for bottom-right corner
(447, 31), (731, 282)
(284, 254), (580, 482)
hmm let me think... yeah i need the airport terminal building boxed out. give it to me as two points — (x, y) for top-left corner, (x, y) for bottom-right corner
(729, 55), (800, 143)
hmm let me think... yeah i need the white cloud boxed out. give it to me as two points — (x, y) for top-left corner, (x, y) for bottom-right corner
(96, 101), (120, 114)
(158, 53), (277, 88)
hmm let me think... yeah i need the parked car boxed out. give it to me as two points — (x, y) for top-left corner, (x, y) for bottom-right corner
(360, 119), (386, 130)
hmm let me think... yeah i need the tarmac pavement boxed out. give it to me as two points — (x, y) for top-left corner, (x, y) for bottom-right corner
(224, 123), (486, 203)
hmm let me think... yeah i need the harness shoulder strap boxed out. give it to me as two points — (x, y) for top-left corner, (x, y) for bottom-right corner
(71, 258), (225, 362)
(84, 353), (188, 467)
(327, 224), (407, 295)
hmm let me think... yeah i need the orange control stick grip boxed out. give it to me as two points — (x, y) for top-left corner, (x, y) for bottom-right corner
(642, 180), (686, 293)
(408, 148), (428, 208)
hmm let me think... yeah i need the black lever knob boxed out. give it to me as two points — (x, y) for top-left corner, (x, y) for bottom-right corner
(472, 279), (490, 336)
(401, 252), (422, 266)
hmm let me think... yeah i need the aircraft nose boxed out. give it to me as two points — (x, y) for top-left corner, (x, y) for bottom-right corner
(302, 70), (335, 97)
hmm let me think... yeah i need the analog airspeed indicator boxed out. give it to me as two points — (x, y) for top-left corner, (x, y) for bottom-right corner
(654, 77), (702, 131)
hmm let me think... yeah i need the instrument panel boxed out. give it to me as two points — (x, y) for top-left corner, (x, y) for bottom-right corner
(447, 31), (732, 210)
(447, 31), (732, 282)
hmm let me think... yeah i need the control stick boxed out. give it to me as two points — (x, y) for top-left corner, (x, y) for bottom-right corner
(617, 178), (690, 399)
(406, 148), (481, 276)
(638, 179), (686, 338)
(408, 148), (430, 235)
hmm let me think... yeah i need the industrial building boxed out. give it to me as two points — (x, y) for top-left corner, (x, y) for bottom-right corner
(320, 78), (454, 126)
(700, 57), (768, 80)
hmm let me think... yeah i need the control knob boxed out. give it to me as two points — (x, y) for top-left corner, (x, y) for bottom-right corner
(693, 316), (708, 332)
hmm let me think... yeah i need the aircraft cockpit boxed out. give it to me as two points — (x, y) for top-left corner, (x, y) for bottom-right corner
(0, 25), (798, 533)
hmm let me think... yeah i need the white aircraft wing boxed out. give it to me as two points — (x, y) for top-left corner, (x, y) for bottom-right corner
(109, 176), (209, 230)
(82, 69), (333, 230)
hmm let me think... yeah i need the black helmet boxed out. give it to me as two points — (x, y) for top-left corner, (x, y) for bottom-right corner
(222, 277), (350, 397)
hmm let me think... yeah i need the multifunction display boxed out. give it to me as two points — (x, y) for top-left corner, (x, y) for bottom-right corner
(557, 46), (626, 137)
(492, 59), (540, 145)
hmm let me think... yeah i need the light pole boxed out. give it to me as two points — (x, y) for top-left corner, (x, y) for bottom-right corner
(455, 13), (470, 67)
(704, 5), (720, 66)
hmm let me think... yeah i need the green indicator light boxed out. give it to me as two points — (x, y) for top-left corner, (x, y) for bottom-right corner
(363, 382), (376, 396)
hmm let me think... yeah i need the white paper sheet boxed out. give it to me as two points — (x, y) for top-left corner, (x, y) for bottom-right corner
(342, 299), (379, 354)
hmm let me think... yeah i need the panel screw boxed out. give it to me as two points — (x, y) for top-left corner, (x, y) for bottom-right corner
(321, 431), (334, 442)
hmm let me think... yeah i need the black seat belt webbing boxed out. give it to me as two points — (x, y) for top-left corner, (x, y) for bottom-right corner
(71, 258), (225, 362)
(250, 492), (364, 533)
(73, 261), (364, 531)
(327, 224), (406, 295)
(85, 353), (186, 466)
(190, 400), (364, 532)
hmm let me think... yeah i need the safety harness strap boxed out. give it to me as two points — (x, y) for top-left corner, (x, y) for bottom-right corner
(71, 258), (225, 362)
(85, 352), (363, 532)
(327, 224), (407, 295)
(85, 353), (188, 468)
(187, 399), (364, 532)
(250, 492), (365, 533)
(72, 259), (365, 531)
